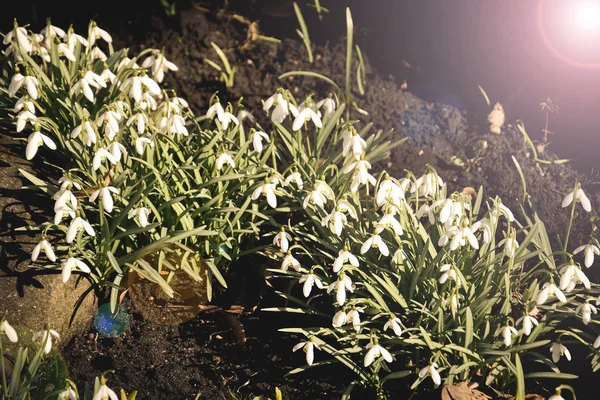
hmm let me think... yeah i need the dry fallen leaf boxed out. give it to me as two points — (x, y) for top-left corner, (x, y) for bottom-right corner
(441, 382), (492, 400)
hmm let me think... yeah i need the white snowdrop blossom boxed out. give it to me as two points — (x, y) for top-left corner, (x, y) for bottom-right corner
(438, 264), (459, 286)
(61, 256), (91, 283)
(340, 127), (367, 160)
(303, 180), (334, 209)
(66, 28), (88, 52)
(58, 387), (77, 400)
(89, 186), (119, 213)
(92, 147), (117, 171)
(516, 315), (539, 336)
(66, 216), (96, 243)
(92, 382), (119, 400)
(392, 248), (407, 265)
(559, 264), (590, 292)
(333, 247), (359, 273)
(284, 171), (304, 191)
(471, 218), (493, 244)
(100, 65), (116, 84)
(562, 186), (591, 212)
(439, 225), (479, 251)
(128, 207), (151, 228)
(26, 130), (56, 160)
(419, 363), (441, 386)
(32, 329), (60, 354)
(361, 232), (389, 257)
(249, 129), (270, 153)
(58, 177), (81, 191)
(88, 22), (112, 46)
(71, 70), (107, 102)
(16, 109), (37, 132)
(13, 96), (35, 114)
(375, 213), (403, 237)
(490, 202), (515, 223)
(90, 46), (107, 61)
(431, 198), (455, 225)
(134, 137), (154, 155)
(273, 228), (292, 252)
(252, 180), (278, 208)
(71, 119), (97, 147)
(54, 188), (78, 214)
(9, 73), (39, 99)
(157, 113), (188, 136)
(573, 243), (600, 268)
(576, 302), (597, 325)
(0, 320), (18, 343)
(327, 273), (354, 306)
(343, 158), (376, 193)
(292, 102), (322, 131)
(292, 337), (320, 366)
(141, 51), (178, 83)
(299, 271), (323, 297)
(364, 339), (393, 367)
(332, 310), (347, 328)
(108, 141), (127, 162)
(376, 177), (406, 207)
(121, 73), (161, 103)
(317, 97), (336, 117)
(550, 342), (571, 363)
(498, 237), (519, 258)
(346, 307), (363, 332)
(263, 91), (298, 123)
(96, 109), (121, 141)
(594, 335), (600, 348)
(536, 282), (567, 305)
(322, 209), (347, 237)
(412, 171), (444, 198)
(281, 252), (301, 272)
(215, 152), (235, 170)
(205, 102), (239, 130)
(54, 207), (76, 225)
(416, 203), (436, 225)
(31, 239), (56, 262)
(4, 26), (33, 53)
(383, 316), (403, 337)
(496, 325), (518, 347)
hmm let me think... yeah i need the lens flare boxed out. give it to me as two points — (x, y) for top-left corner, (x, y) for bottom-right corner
(93, 303), (130, 338)
(575, 1), (600, 30)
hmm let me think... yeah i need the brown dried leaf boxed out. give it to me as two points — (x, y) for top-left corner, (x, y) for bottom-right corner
(441, 382), (492, 400)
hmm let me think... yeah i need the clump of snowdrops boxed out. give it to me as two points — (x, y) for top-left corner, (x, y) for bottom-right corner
(255, 86), (600, 398)
(0, 20), (273, 309)
(0, 316), (135, 400)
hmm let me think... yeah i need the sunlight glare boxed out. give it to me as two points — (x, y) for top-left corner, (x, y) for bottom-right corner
(575, 1), (600, 30)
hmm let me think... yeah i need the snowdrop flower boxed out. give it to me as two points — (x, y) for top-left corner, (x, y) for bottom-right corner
(416, 203), (436, 225)
(26, 130), (56, 160)
(134, 137), (154, 155)
(90, 186), (119, 213)
(16, 108), (37, 132)
(340, 126), (367, 160)
(333, 247), (359, 273)
(299, 271), (323, 297)
(364, 337), (393, 367)
(284, 171), (303, 191)
(562, 185), (591, 212)
(128, 207), (151, 228)
(88, 22), (112, 46)
(498, 237), (519, 258)
(292, 337), (320, 366)
(0, 320), (18, 343)
(92, 382), (118, 400)
(263, 90), (298, 123)
(100, 65), (116, 84)
(471, 218), (493, 244)
(71, 119), (97, 146)
(446, 292), (463, 317)
(322, 209), (346, 237)
(550, 342), (571, 363)
(489, 201), (515, 224)
(516, 315), (538, 336)
(559, 263), (590, 292)
(450, 225), (479, 251)
(273, 227), (292, 252)
(376, 177), (406, 207)
(156, 113), (188, 136)
(375, 213), (403, 237)
(13, 96), (35, 114)
(573, 243), (600, 268)
(411, 171), (444, 198)
(252, 179), (278, 208)
(66, 27), (88, 52)
(97, 109), (121, 141)
(32, 329), (60, 354)
(336, 199), (358, 220)
(54, 207), (76, 225)
(576, 302), (597, 325)
(496, 325), (518, 347)
(536, 282), (567, 305)
(58, 176), (81, 191)
(58, 387), (77, 400)
(392, 248), (407, 265)
(121, 73), (160, 103)
(317, 97), (336, 117)
(327, 273), (354, 306)
(249, 129), (270, 153)
(281, 251), (301, 272)
(548, 393), (565, 400)
(594, 335), (600, 348)
(438, 264), (459, 286)
(66, 215), (95, 243)
(205, 101), (239, 130)
(332, 309), (347, 328)
(53, 188), (78, 213)
(90, 46), (107, 61)
(108, 141), (127, 163)
(343, 158), (376, 193)
(292, 101), (322, 131)
(236, 107), (254, 126)
(71, 70), (107, 102)
(346, 307), (363, 332)
(215, 151), (235, 170)
(9, 73), (39, 99)
(137, 91), (158, 111)
(31, 238), (56, 262)
(141, 51), (178, 82)
(56, 42), (76, 61)
(361, 232), (389, 257)
(61, 256), (91, 283)
(3, 26), (33, 53)
(92, 147), (117, 171)
(303, 180), (334, 209)
(383, 316), (403, 336)
(419, 363), (441, 386)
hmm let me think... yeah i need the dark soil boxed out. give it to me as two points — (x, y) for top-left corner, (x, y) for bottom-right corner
(2, 1), (600, 399)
